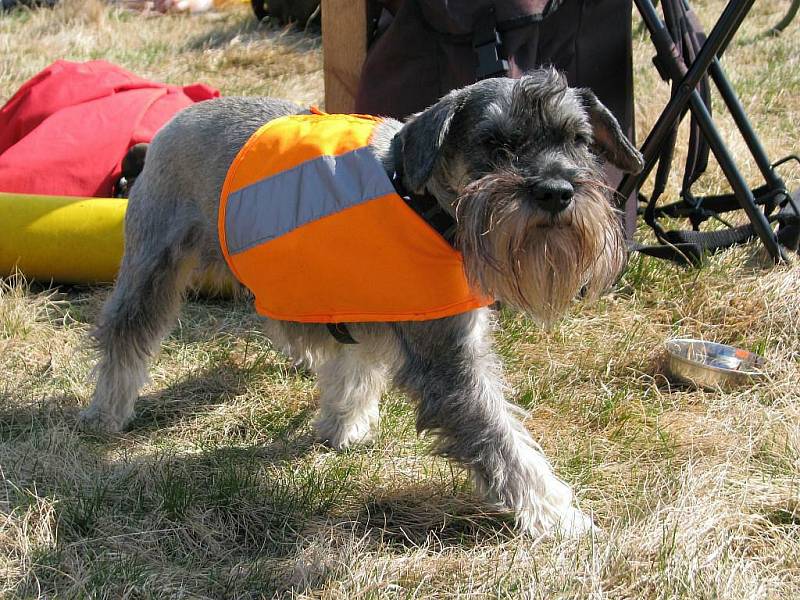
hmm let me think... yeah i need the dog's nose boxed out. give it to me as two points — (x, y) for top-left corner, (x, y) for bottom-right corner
(530, 179), (574, 214)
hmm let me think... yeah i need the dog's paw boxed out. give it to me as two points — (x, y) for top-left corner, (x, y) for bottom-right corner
(516, 505), (597, 539)
(77, 404), (128, 433)
(552, 506), (598, 538)
(315, 413), (377, 450)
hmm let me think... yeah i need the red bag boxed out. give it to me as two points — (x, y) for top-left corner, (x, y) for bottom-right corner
(0, 60), (219, 197)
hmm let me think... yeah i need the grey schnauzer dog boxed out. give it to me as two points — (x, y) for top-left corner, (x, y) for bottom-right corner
(80, 69), (643, 537)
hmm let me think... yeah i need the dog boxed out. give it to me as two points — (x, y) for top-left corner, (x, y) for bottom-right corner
(79, 69), (643, 537)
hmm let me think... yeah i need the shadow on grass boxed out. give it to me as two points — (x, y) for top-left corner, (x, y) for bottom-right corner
(0, 350), (309, 445)
(0, 391), (83, 444)
(12, 432), (511, 595)
(3, 355), (514, 597)
(347, 488), (516, 549)
(7, 426), (513, 597)
(126, 358), (266, 432)
(246, 487), (517, 597)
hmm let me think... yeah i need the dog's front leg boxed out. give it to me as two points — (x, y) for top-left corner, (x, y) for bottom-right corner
(395, 309), (595, 537)
(314, 344), (390, 450)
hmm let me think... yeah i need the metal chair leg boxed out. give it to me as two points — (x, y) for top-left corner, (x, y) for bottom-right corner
(623, 0), (791, 263)
(770, 0), (800, 35)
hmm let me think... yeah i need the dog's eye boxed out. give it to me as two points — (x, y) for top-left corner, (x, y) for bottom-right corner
(490, 143), (515, 162)
(490, 136), (520, 158)
(575, 133), (591, 146)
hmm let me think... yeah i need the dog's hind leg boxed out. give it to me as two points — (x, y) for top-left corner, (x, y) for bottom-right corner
(80, 190), (205, 433)
(395, 309), (595, 538)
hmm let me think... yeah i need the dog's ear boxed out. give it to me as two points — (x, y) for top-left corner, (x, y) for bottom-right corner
(396, 88), (465, 192)
(577, 88), (644, 174)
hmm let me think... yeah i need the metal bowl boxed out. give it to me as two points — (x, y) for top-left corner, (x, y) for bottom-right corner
(664, 338), (767, 390)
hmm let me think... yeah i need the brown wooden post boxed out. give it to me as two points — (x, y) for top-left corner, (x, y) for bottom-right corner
(321, 0), (369, 113)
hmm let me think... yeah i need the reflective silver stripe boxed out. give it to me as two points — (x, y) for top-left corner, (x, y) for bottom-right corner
(225, 146), (396, 256)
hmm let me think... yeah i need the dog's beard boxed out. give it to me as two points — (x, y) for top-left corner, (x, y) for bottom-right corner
(455, 172), (626, 326)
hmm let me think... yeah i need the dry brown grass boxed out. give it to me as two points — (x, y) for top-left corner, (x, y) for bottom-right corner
(1, 1), (799, 598)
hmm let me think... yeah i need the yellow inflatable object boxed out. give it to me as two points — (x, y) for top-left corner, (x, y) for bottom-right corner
(0, 192), (126, 284)
(1, 192), (234, 295)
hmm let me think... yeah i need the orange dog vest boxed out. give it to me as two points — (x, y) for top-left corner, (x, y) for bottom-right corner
(218, 111), (489, 323)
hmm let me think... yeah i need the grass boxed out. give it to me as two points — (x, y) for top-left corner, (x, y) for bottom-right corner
(1, 0), (799, 597)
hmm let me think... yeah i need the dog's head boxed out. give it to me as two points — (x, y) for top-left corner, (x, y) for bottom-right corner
(394, 69), (644, 325)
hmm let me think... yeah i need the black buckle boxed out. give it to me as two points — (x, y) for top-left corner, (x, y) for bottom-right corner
(473, 5), (509, 80)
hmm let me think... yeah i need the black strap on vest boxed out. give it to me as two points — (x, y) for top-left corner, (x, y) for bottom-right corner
(392, 171), (458, 244)
(326, 322), (359, 344)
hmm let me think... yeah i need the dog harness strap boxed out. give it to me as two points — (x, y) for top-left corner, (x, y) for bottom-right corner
(406, 192), (457, 244)
(392, 171), (457, 245)
(326, 323), (359, 345)
(218, 112), (491, 325)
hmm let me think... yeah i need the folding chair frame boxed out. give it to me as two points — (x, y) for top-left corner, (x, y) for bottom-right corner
(619, 0), (800, 263)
